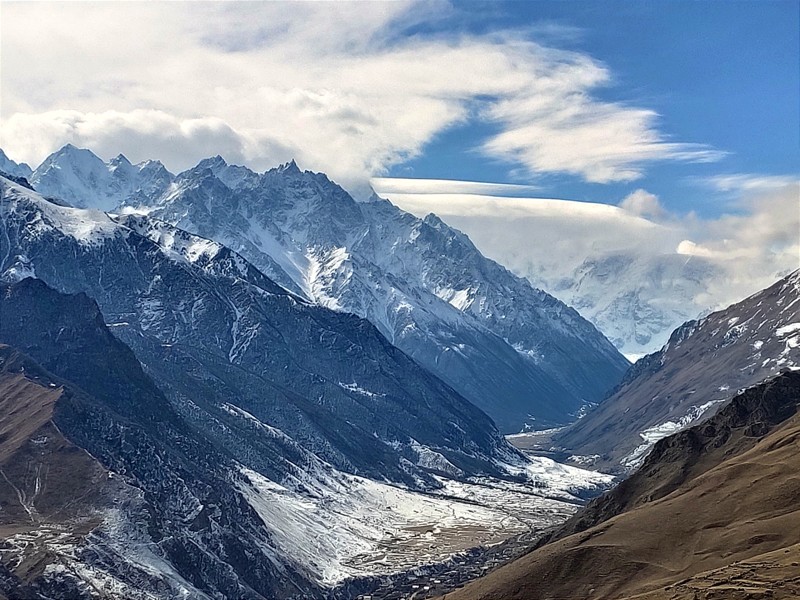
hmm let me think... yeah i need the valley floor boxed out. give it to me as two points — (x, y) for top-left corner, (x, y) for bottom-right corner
(237, 456), (613, 593)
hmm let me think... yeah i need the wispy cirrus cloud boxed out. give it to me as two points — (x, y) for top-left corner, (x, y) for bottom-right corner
(370, 177), (541, 196)
(0, 1), (721, 190)
(702, 173), (800, 193)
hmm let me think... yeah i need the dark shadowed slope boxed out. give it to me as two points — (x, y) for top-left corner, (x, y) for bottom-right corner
(442, 371), (800, 600)
(0, 278), (317, 599)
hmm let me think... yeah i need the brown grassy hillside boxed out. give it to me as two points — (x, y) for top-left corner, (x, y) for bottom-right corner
(442, 372), (800, 600)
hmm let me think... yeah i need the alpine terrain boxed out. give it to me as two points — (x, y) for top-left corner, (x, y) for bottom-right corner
(442, 371), (800, 600)
(0, 170), (612, 598)
(553, 269), (800, 470)
(27, 145), (629, 432)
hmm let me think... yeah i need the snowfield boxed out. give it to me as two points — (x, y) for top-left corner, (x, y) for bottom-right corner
(237, 457), (613, 587)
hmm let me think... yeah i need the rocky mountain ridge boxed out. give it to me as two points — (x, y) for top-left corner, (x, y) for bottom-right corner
(554, 269), (800, 470)
(23, 145), (629, 432)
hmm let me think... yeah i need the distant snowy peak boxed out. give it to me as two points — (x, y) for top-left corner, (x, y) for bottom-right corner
(30, 144), (173, 211)
(543, 252), (722, 359)
(0, 148), (33, 179)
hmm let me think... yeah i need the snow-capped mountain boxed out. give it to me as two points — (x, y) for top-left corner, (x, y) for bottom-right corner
(28, 146), (628, 432)
(555, 269), (800, 470)
(0, 174), (519, 487)
(0, 178), (611, 599)
(374, 188), (750, 361)
(536, 252), (721, 361)
(30, 144), (172, 211)
(0, 148), (33, 179)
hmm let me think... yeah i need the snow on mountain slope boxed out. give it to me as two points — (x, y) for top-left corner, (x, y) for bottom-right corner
(528, 252), (721, 362)
(34, 148), (629, 432)
(555, 270), (800, 470)
(0, 250), (612, 600)
(237, 459), (611, 587)
(20, 146), (631, 431)
(30, 144), (173, 211)
(1, 173), (526, 492)
(0, 148), (33, 179)
(378, 189), (722, 361)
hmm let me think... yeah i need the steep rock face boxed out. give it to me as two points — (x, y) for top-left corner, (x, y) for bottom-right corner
(57, 150), (628, 432)
(555, 270), (800, 470)
(443, 372), (800, 600)
(0, 174), (517, 489)
(0, 280), (315, 599)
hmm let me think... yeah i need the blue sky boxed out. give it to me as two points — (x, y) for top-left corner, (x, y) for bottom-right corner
(389, 1), (800, 217)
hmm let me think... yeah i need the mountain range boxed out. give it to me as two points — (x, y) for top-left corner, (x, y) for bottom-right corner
(1, 143), (796, 600)
(0, 172), (520, 488)
(17, 144), (629, 432)
(0, 163), (617, 598)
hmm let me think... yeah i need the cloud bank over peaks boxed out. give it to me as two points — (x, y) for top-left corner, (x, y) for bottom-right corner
(372, 176), (799, 345)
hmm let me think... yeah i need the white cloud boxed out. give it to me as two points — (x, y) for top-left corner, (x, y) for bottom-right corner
(676, 182), (800, 306)
(370, 177), (540, 196)
(0, 1), (720, 189)
(371, 182), (682, 287)
(703, 173), (799, 193)
(618, 189), (668, 220)
(483, 90), (725, 184)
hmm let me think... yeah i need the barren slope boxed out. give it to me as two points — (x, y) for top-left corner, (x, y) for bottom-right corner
(0, 346), (112, 600)
(442, 371), (800, 600)
(555, 270), (800, 470)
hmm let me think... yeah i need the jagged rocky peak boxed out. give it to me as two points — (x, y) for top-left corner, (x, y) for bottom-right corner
(276, 158), (301, 174)
(182, 154), (260, 190)
(109, 152), (132, 167)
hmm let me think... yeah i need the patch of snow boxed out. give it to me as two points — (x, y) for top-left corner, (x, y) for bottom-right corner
(776, 322), (800, 337)
(566, 454), (601, 467)
(408, 439), (463, 477)
(498, 456), (614, 500)
(621, 399), (724, 469)
(3, 182), (120, 245)
(237, 466), (525, 586)
(338, 382), (385, 399)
